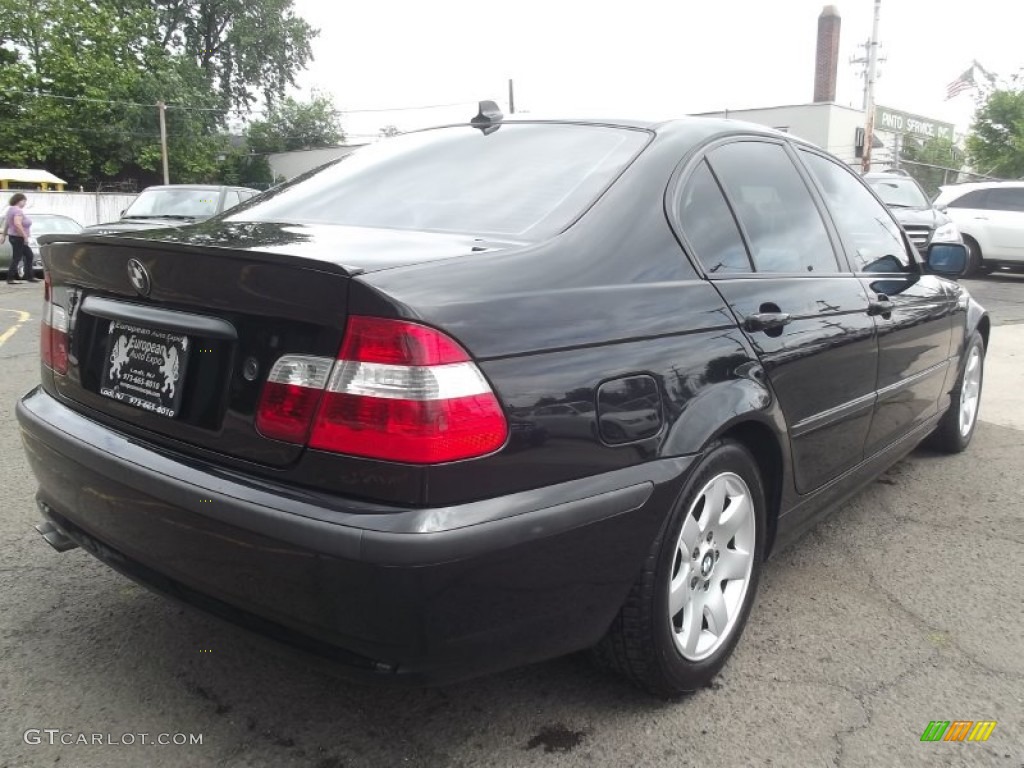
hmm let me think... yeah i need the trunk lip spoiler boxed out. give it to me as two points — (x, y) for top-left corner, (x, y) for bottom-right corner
(36, 233), (365, 277)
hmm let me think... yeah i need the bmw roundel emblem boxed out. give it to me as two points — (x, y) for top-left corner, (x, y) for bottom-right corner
(127, 258), (151, 297)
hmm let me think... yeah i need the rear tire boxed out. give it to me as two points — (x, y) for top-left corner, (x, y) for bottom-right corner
(593, 440), (765, 696)
(928, 334), (985, 453)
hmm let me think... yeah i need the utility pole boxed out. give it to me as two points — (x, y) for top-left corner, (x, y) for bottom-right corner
(157, 101), (170, 185)
(861, 0), (881, 173)
(851, 39), (886, 111)
(508, 79), (515, 115)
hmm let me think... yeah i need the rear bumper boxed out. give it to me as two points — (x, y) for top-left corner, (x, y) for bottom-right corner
(17, 387), (692, 684)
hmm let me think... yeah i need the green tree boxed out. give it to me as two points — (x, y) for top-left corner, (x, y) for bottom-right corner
(154, 0), (317, 112)
(900, 137), (963, 198)
(966, 85), (1024, 179)
(244, 93), (344, 154)
(217, 147), (275, 188)
(0, 0), (318, 186)
(0, 0), (177, 182)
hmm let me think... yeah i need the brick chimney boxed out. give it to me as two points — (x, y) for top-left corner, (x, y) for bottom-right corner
(814, 5), (841, 103)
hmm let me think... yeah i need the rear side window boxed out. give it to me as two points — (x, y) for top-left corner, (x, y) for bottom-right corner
(987, 187), (1024, 212)
(708, 142), (838, 274)
(678, 161), (751, 274)
(230, 124), (650, 240)
(801, 150), (912, 273)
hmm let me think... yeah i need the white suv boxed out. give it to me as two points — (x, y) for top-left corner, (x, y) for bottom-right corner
(934, 181), (1024, 276)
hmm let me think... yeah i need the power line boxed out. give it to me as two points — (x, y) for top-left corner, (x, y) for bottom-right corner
(6, 90), (479, 116)
(337, 101), (475, 114)
(0, 119), (381, 144)
(6, 89), (225, 112)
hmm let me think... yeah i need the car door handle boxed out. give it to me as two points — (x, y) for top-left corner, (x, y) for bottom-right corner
(866, 296), (894, 317)
(972, 216), (988, 220)
(743, 312), (792, 333)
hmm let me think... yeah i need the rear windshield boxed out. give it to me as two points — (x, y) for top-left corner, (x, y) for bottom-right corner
(229, 123), (650, 240)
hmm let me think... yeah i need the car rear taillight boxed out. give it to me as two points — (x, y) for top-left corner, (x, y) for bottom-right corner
(40, 274), (68, 375)
(255, 355), (335, 443)
(255, 316), (508, 464)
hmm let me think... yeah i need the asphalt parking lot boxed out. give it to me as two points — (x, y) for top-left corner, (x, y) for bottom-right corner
(1, 274), (1022, 768)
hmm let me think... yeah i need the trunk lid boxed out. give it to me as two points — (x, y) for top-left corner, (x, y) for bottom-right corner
(43, 221), (506, 469)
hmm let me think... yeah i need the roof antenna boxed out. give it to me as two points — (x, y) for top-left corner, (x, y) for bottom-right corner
(471, 100), (503, 135)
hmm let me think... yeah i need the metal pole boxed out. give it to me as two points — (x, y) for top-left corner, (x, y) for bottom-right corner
(893, 133), (900, 170)
(508, 79), (515, 114)
(158, 101), (170, 184)
(860, 39), (870, 110)
(861, 0), (881, 173)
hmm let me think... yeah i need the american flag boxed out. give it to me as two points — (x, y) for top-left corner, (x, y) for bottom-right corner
(946, 67), (976, 100)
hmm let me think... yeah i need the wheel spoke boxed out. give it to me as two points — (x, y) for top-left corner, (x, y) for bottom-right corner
(679, 513), (701, 554)
(715, 547), (750, 581)
(669, 565), (691, 617)
(717, 492), (750, 542)
(703, 478), (727, 528)
(704, 586), (728, 636)
(682, 595), (704, 656)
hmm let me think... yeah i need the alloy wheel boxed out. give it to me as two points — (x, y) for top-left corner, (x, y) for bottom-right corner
(668, 471), (756, 661)
(959, 345), (982, 436)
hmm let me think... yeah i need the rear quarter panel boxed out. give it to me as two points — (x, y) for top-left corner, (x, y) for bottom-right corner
(356, 128), (784, 506)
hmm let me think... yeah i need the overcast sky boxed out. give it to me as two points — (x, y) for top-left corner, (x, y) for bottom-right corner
(290, 0), (1022, 142)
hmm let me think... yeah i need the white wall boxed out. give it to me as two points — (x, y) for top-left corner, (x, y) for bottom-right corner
(268, 145), (366, 181)
(824, 105), (893, 168)
(694, 103), (895, 170)
(15, 191), (138, 227)
(695, 104), (833, 148)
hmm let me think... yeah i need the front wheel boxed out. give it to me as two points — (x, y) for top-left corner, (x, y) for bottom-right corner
(928, 334), (985, 453)
(594, 440), (765, 696)
(962, 237), (983, 278)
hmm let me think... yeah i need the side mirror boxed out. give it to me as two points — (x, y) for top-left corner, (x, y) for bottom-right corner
(926, 242), (967, 277)
(119, 210), (126, 218)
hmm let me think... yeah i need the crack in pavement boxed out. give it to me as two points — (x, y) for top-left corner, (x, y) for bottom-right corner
(765, 514), (1020, 767)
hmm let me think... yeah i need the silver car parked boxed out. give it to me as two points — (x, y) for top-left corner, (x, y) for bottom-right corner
(1, 213), (84, 279)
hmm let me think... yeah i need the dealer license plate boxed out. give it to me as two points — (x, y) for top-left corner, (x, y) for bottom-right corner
(99, 320), (190, 418)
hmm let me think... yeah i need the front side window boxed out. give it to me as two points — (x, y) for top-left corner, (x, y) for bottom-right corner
(678, 160), (751, 274)
(801, 151), (912, 273)
(708, 142), (838, 274)
(228, 124), (650, 241)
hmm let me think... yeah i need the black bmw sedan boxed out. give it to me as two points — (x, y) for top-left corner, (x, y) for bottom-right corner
(18, 106), (988, 696)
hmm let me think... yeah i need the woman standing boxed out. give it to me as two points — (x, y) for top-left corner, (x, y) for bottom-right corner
(5, 193), (39, 285)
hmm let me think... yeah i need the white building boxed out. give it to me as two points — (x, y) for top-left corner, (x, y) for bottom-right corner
(693, 102), (892, 169)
